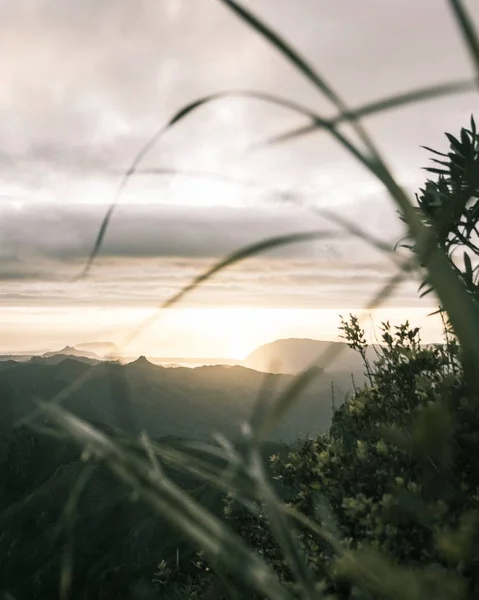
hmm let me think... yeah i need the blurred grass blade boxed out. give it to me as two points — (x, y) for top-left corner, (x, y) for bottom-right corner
(77, 90), (328, 279)
(121, 229), (346, 347)
(155, 434), (331, 595)
(219, 0), (342, 106)
(311, 207), (400, 266)
(219, 0), (380, 159)
(449, 0), (479, 78)
(59, 468), (93, 600)
(128, 166), (401, 265)
(253, 78), (478, 149)
(247, 446), (318, 598)
(249, 371), (280, 434)
(40, 403), (294, 600)
(154, 443), (254, 496)
(124, 166), (263, 189)
(154, 438), (340, 553)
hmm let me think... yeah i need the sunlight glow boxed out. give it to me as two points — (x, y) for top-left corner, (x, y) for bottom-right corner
(0, 306), (445, 359)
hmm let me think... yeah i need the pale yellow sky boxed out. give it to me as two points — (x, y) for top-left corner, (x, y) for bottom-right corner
(0, 0), (477, 355)
(0, 306), (445, 359)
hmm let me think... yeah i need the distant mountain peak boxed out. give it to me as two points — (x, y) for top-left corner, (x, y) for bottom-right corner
(244, 337), (375, 377)
(128, 355), (155, 368)
(42, 346), (100, 359)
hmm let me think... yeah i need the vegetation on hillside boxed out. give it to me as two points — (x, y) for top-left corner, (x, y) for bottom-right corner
(0, 358), (340, 441)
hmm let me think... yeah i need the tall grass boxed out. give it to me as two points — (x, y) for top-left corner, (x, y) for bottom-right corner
(25, 0), (479, 598)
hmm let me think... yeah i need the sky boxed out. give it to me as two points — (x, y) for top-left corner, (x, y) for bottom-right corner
(1, 0), (478, 358)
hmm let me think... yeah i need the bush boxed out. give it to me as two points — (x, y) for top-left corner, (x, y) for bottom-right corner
(224, 317), (479, 599)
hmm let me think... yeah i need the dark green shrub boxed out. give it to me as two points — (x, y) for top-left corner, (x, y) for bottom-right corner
(223, 317), (479, 599)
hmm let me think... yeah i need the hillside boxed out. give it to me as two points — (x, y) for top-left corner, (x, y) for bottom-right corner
(0, 357), (344, 442)
(42, 345), (100, 360)
(0, 354), (352, 597)
(30, 353), (101, 366)
(0, 421), (288, 598)
(0, 358), (295, 598)
(244, 338), (377, 379)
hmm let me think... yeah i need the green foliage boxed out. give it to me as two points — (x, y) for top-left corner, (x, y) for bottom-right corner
(400, 118), (479, 302)
(223, 318), (479, 598)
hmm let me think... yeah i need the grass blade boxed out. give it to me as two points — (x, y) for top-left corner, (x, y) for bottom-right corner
(449, 0), (479, 78)
(218, 0), (343, 108)
(124, 165), (401, 265)
(39, 403), (294, 600)
(247, 444), (319, 598)
(120, 166), (263, 189)
(77, 90), (329, 279)
(120, 229), (347, 347)
(154, 438), (341, 553)
(252, 78), (478, 150)
(219, 0), (389, 161)
(58, 468), (93, 600)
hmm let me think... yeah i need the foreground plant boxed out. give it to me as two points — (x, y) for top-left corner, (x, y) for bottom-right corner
(224, 317), (479, 599)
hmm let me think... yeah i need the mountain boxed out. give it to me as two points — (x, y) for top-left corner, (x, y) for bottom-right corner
(244, 338), (377, 379)
(42, 345), (100, 359)
(0, 356), (344, 442)
(30, 353), (100, 366)
(0, 354), (35, 362)
(0, 355), (346, 597)
(76, 341), (120, 357)
(0, 359), (19, 371)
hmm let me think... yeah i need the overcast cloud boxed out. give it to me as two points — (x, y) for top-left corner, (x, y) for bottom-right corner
(0, 0), (478, 350)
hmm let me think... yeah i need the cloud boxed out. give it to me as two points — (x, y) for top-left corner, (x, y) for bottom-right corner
(0, 193), (422, 310)
(0, 0), (473, 327)
(0, 197), (404, 262)
(0, 0), (477, 196)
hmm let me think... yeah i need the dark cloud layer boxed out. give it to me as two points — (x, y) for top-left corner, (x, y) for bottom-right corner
(0, 198), (421, 310)
(0, 198), (403, 263)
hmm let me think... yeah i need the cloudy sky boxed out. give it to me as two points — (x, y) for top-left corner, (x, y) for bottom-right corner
(1, 0), (478, 357)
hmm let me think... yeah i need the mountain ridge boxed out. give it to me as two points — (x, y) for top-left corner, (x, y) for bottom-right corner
(244, 337), (376, 379)
(42, 345), (100, 359)
(0, 356), (345, 441)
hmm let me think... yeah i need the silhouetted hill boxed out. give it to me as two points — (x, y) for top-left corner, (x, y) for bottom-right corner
(0, 357), (344, 441)
(0, 360), (19, 371)
(0, 423), (264, 598)
(30, 353), (101, 366)
(0, 352), (344, 598)
(244, 338), (377, 380)
(0, 354), (351, 597)
(42, 345), (100, 360)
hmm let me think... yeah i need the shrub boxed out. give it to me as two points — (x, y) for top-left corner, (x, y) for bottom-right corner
(224, 317), (479, 599)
